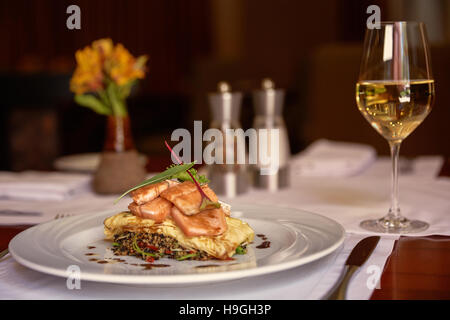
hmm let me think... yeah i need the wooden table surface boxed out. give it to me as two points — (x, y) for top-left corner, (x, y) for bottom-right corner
(371, 156), (450, 300)
(371, 235), (450, 299)
(1, 157), (449, 300)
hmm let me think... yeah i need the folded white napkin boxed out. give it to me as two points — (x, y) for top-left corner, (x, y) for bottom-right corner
(291, 139), (376, 177)
(0, 171), (91, 201)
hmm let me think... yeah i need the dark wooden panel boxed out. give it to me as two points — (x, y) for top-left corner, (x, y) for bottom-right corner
(371, 235), (450, 300)
(0, 0), (212, 94)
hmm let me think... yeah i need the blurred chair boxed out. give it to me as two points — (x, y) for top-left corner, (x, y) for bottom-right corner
(0, 73), (71, 171)
(303, 43), (450, 156)
(8, 108), (59, 171)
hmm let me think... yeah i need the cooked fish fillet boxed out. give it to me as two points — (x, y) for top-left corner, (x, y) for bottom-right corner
(130, 180), (179, 205)
(170, 206), (227, 237)
(104, 211), (254, 260)
(128, 197), (172, 223)
(160, 181), (218, 215)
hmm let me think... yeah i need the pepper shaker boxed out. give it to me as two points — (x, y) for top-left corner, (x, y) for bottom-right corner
(252, 78), (290, 190)
(205, 82), (249, 197)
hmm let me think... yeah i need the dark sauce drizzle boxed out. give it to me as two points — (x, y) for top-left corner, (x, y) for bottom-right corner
(255, 234), (270, 248)
(140, 263), (170, 270)
(256, 241), (271, 249)
(195, 264), (220, 269)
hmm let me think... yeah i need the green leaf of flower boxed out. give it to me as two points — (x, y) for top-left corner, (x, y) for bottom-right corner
(74, 94), (111, 115)
(118, 80), (137, 100)
(106, 82), (127, 117)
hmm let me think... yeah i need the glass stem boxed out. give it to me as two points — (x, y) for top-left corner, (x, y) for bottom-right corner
(388, 140), (401, 219)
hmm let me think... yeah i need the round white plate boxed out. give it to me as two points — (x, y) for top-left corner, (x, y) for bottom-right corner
(9, 204), (345, 286)
(54, 153), (147, 173)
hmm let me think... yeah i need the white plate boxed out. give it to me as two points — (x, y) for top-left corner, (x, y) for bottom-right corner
(9, 204), (345, 286)
(54, 153), (147, 173)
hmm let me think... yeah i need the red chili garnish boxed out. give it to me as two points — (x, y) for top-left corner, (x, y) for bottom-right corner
(146, 256), (155, 263)
(223, 257), (235, 261)
(146, 244), (159, 251)
(165, 249), (173, 254)
(165, 141), (216, 206)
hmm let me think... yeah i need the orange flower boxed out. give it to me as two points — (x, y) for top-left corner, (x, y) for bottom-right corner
(70, 38), (147, 94)
(92, 38), (113, 60)
(70, 45), (104, 94)
(107, 43), (147, 86)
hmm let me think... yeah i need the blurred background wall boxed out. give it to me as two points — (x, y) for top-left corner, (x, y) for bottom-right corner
(0, 0), (449, 171)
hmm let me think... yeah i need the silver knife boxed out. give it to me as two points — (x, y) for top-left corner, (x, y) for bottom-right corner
(324, 236), (380, 300)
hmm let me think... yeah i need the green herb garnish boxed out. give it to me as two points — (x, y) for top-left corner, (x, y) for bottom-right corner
(114, 161), (196, 204)
(168, 165), (210, 184)
(235, 245), (247, 255)
(112, 242), (120, 247)
(199, 198), (221, 210)
(176, 252), (198, 261)
(114, 141), (219, 211)
(165, 141), (220, 211)
(132, 235), (159, 258)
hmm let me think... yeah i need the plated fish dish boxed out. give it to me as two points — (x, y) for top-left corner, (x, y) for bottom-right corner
(104, 153), (255, 262)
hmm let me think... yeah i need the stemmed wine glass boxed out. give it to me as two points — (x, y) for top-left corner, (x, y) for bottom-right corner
(356, 21), (435, 233)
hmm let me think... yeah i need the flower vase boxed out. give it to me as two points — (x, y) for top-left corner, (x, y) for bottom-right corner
(92, 115), (147, 194)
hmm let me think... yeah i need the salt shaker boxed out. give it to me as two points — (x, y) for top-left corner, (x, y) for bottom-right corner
(206, 82), (249, 197)
(252, 78), (290, 190)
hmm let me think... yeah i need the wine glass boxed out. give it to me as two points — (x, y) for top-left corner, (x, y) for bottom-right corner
(356, 21), (435, 233)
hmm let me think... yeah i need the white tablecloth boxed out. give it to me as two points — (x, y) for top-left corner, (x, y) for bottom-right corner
(0, 233), (394, 300)
(0, 155), (448, 300)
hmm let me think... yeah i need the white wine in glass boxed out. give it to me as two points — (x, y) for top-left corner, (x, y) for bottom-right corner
(356, 22), (434, 233)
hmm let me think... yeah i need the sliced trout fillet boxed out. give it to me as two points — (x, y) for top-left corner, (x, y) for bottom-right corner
(128, 197), (172, 223)
(160, 181), (218, 215)
(170, 206), (227, 237)
(130, 180), (179, 205)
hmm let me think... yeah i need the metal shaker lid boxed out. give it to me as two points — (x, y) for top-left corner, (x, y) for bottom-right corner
(208, 81), (242, 122)
(252, 78), (285, 117)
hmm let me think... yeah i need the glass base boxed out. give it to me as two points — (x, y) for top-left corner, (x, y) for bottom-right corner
(360, 214), (429, 234)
